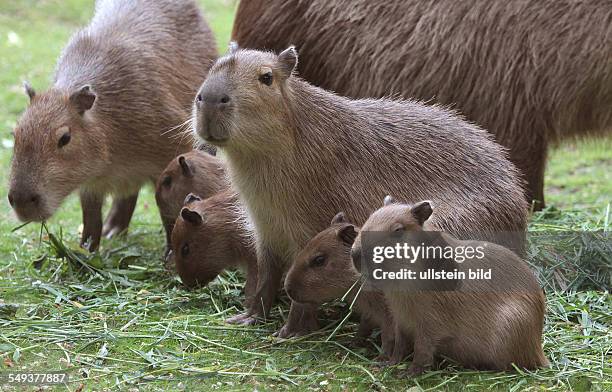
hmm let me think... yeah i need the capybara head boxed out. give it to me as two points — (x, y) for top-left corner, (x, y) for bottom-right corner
(170, 194), (233, 288)
(351, 196), (434, 271)
(193, 43), (298, 149)
(155, 150), (222, 227)
(284, 212), (359, 304)
(8, 83), (106, 222)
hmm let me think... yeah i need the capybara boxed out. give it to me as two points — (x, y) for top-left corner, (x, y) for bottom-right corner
(193, 45), (527, 337)
(351, 197), (548, 374)
(170, 190), (257, 310)
(232, 0), (612, 209)
(8, 0), (217, 250)
(285, 212), (397, 360)
(155, 150), (228, 256)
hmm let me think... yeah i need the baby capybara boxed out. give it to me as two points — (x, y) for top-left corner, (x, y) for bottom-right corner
(233, 0), (612, 209)
(170, 190), (257, 311)
(284, 212), (397, 360)
(155, 150), (228, 256)
(8, 0), (217, 250)
(351, 197), (548, 374)
(193, 46), (527, 336)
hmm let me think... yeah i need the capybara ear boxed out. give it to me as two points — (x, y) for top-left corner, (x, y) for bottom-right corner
(69, 85), (96, 115)
(228, 41), (239, 55)
(183, 193), (202, 205)
(178, 156), (194, 178)
(383, 195), (396, 206)
(410, 200), (433, 225)
(277, 46), (298, 79)
(23, 81), (35, 101)
(331, 212), (347, 225)
(181, 207), (203, 226)
(337, 224), (358, 246)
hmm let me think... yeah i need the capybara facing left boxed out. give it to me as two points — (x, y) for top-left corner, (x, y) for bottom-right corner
(155, 150), (228, 256)
(351, 197), (548, 374)
(193, 46), (528, 337)
(8, 0), (217, 251)
(232, 0), (612, 209)
(284, 212), (397, 360)
(170, 190), (257, 310)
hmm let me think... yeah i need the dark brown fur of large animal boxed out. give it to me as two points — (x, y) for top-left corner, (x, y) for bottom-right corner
(284, 212), (396, 359)
(9, 0), (217, 250)
(155, 150), (228, 256)
(232, 0), (612, 208)
(170, 190), (257, 309)
(351, 198), (548, 374)
(193, 47), (528, 337)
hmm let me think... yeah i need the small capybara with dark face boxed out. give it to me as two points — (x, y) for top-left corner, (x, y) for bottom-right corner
(351, 197), (548, 374)
(193, 45), (527, 337)
(170, 190), (257, 310)
(155, 150), (228, 257)
(8, 0), (217, 250)
(232, 0), (612, 209)
(285, 212), (396, 360)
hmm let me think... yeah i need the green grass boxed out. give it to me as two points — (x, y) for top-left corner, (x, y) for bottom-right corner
(0, 1), (610, 391)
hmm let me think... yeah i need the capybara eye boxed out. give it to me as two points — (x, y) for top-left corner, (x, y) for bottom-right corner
(58, 132), (71, 148)
(162, 176), (172, 188)
(259, 71), (273, 86)
(196, 94), (203, 103)
(181, 243), (190, 257)
(309, 255), (326, 268)
(393, 224), (404, 233)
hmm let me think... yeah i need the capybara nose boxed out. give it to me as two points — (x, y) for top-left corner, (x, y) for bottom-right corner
(8, 189), (40, 209)
(199, 92), (231, 109)
(351, 247), (362, 271)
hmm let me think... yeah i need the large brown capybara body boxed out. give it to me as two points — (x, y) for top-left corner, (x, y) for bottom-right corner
(232, 0), (612, 209)
(193, 46), (528, 337)
(8, 0), (217, 250)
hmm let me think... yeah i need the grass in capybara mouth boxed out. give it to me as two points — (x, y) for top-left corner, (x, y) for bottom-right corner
(0, 1), (610, 390)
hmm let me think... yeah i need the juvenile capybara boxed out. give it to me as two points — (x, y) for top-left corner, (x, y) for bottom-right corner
(8, 0), (217, 250)
(170, 190), (257, 310)
(232, 0), (612, 209)
(285, 212), (397, 359)
(351, 197), (548, 374)
(193, 46), (528, 337)
(155, 150), (228, 256)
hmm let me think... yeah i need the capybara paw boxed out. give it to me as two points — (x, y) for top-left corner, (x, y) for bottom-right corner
(102, 221), (129, 239)
(407, 363), (427, 376)
(225, 313), (258, 325)
(274, 323), (314, 339)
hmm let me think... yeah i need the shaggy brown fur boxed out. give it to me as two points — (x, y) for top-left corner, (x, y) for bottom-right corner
(285, 212), (396, 359)
(155, 150), (228, 256)
(193, 47), (527, 336)
(170, 190), (257, 309)
(8, 0), (217, 250)
(232, 0), (612, 209)
(351, 198), (548, 374)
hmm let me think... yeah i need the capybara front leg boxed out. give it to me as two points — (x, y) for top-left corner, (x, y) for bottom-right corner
(102, 192), (139, 238)
(275, 301), (319, 338)
(226, 247), (282, 325)
(80, 191), (103, 252)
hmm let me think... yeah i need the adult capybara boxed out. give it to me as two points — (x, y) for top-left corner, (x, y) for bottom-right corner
(193, 46), (527, 337)
(170, 191), (257, 310)
(155, 150), (228, 256)
(285, 212), (397, 360)
(8, 0), (217, 250)
(232, 0), (612, 209)
(351, 197), (548, 374)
